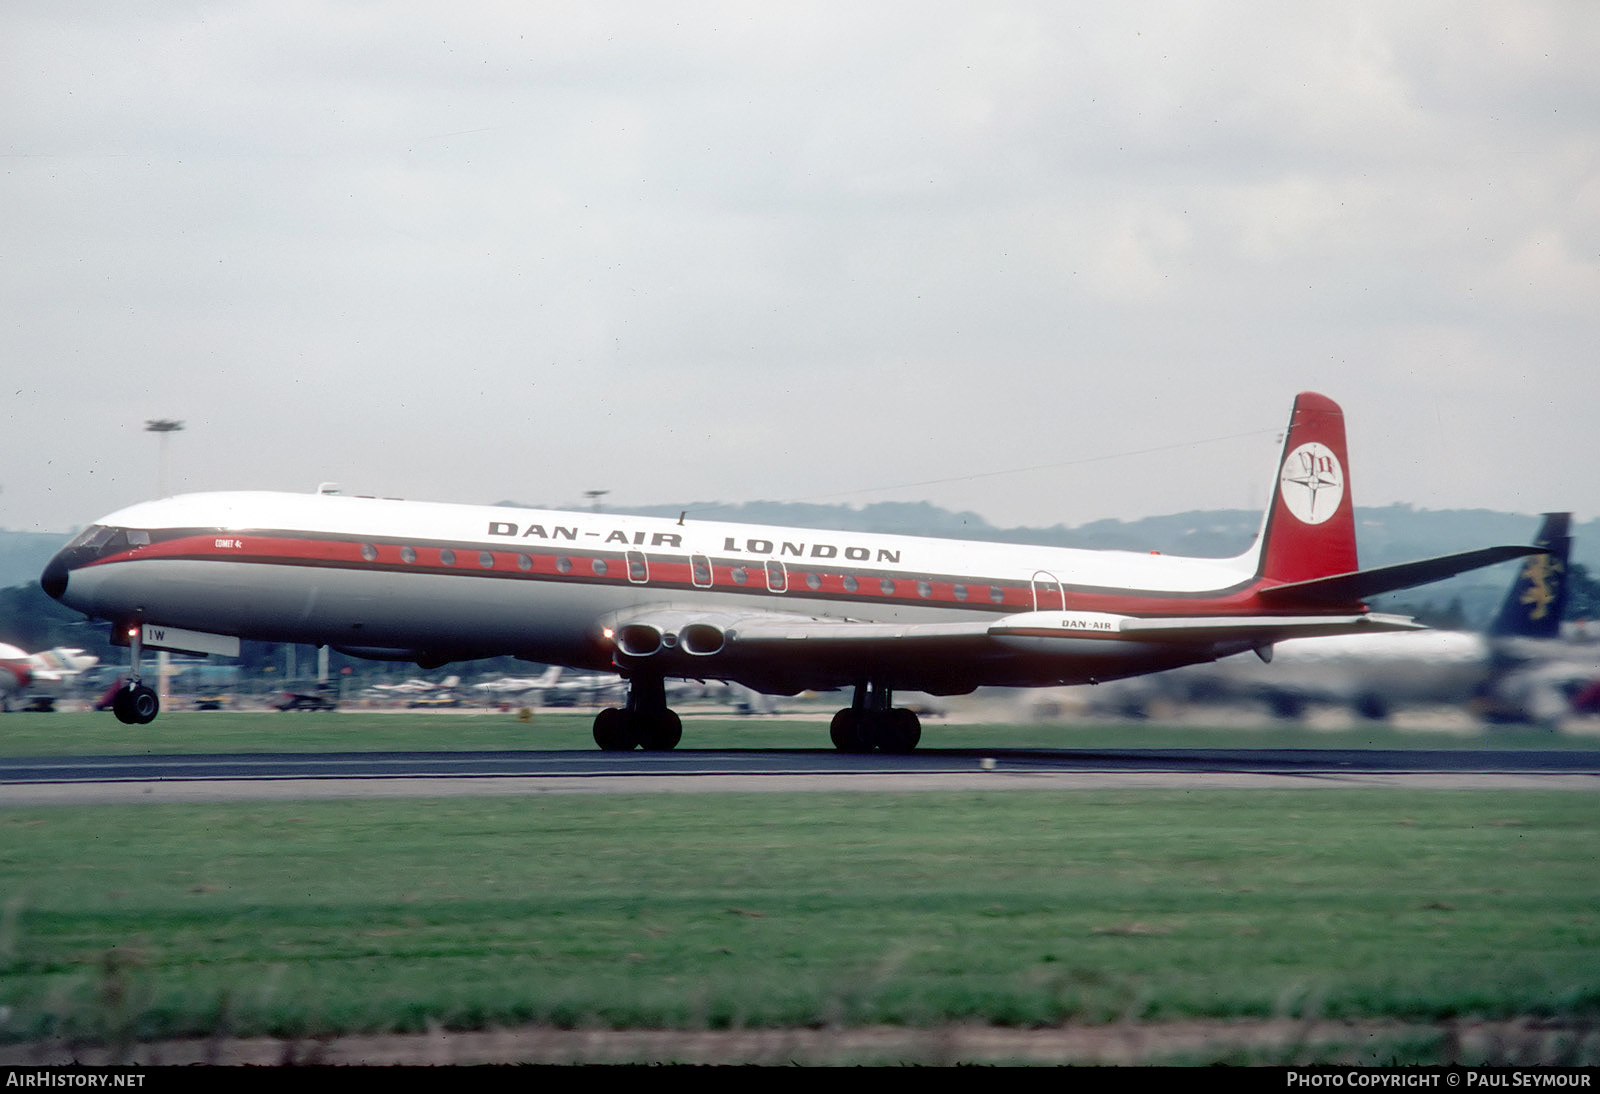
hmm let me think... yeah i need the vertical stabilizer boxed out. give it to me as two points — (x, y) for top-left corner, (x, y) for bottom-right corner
(1488, 513), (1571, 638)
(1253, 392), (1360, 586)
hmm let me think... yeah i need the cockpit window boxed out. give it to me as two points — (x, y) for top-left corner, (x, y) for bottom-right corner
(65, 526), (114, 551)
(127, 530), (151, 546)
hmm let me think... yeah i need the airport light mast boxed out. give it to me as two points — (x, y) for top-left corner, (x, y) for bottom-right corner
(144, 419), (184, 497)
(144, 418), (184, 709)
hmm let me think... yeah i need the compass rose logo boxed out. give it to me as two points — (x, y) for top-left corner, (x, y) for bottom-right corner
(1279, 442), (1344, 525)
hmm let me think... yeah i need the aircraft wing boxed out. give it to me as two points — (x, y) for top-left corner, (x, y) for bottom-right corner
(608, 607), (1425, 691)
(616, 608), (1423, 647)
(719, 616), (991, 643)
(1091, 612), (1423, 642)
(609, 609), (993, 657)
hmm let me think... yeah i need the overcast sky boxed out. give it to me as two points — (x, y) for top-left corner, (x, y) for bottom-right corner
(3, 2), (1596, 535)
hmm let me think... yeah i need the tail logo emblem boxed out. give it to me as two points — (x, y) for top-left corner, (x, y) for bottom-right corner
(1279, 443), (1344, 525)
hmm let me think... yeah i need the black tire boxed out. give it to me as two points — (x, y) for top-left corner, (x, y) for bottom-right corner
(1267, 693), (1306, 720)
(130, 685), (159, 724)
(111, 688), (140, 725)
(638, 710), (683, 751)
(593, 707), (636, 751)
(829, 709), (873, 753)
(1353, 694), (1389, 721)
(880, 708), (922, 754)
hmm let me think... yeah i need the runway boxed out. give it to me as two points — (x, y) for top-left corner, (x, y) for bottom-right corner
(3, 747), (1598, 804)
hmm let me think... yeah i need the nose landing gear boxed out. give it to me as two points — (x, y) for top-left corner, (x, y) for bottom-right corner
(111, 623), (160, 725)
(112, 683), (160, 725)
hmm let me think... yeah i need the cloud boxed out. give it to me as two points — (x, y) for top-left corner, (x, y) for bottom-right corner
(2, 2), (1597, 533)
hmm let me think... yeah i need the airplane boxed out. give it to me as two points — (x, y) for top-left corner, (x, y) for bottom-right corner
(540, 669), (626, 708)
(0, 643), (100, 711)
(368, 674), (462, 696)
(39, 392), (1544, 749)
(1083, 513), (1594, 725)
(472, 665), (565, 697)
(473, 666), (627, 707)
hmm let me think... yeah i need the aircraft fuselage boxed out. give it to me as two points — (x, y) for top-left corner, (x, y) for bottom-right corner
(42, 491), (1266, 695)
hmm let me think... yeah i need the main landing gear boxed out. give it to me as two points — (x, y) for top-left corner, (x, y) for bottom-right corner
(592, 674), (682, 752)
(112, 623), (159, 725)
(830, 682), (921, 754)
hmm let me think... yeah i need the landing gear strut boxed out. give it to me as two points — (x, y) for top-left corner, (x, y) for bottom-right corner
(830, 682), (921, 754)
(592, 674), (682, 751)
(112, 623), (159, 726)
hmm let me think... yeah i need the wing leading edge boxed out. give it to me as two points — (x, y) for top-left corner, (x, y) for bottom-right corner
(605, 605), (1430, 694)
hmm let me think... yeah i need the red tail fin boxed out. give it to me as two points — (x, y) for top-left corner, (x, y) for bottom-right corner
(1255, 392), (1359, 585)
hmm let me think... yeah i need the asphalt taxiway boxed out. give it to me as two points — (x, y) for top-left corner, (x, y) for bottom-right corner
(2, 747), (1597, 804)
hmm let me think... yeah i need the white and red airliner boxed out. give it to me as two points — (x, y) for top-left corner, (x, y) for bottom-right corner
(41, 393), (1537, 750)
(0, 643), (99, 711)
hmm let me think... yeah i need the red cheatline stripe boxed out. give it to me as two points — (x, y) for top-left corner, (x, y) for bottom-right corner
(80, 531), (1293, 617)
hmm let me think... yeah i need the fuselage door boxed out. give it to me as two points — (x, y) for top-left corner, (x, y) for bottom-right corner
(1031, 570), (1066, 612)
(626, 550), (649, 585)
(765, 559), (788, 593)
(691, 553), (714, 588)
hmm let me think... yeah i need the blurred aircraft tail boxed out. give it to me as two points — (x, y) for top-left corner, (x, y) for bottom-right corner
(1488, 512), (1571, 638)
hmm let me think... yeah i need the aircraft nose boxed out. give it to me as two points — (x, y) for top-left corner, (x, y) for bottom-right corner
(40, 551), (71, 602)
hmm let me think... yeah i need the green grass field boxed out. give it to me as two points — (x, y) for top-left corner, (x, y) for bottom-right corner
(1, 712), (1597, 1063)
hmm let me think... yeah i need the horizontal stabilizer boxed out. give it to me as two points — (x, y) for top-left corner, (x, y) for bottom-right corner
(1257, 545), (1545, 606)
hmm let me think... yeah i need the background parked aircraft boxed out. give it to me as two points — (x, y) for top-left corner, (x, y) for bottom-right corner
(1090, 514), (1596, 725)
(0, 643), (99, 711)
(366, 675), (462, 697)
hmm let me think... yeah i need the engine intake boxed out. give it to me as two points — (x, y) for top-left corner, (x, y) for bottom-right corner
(614, 623), (664, 658)
(680, 623), (726, 656)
